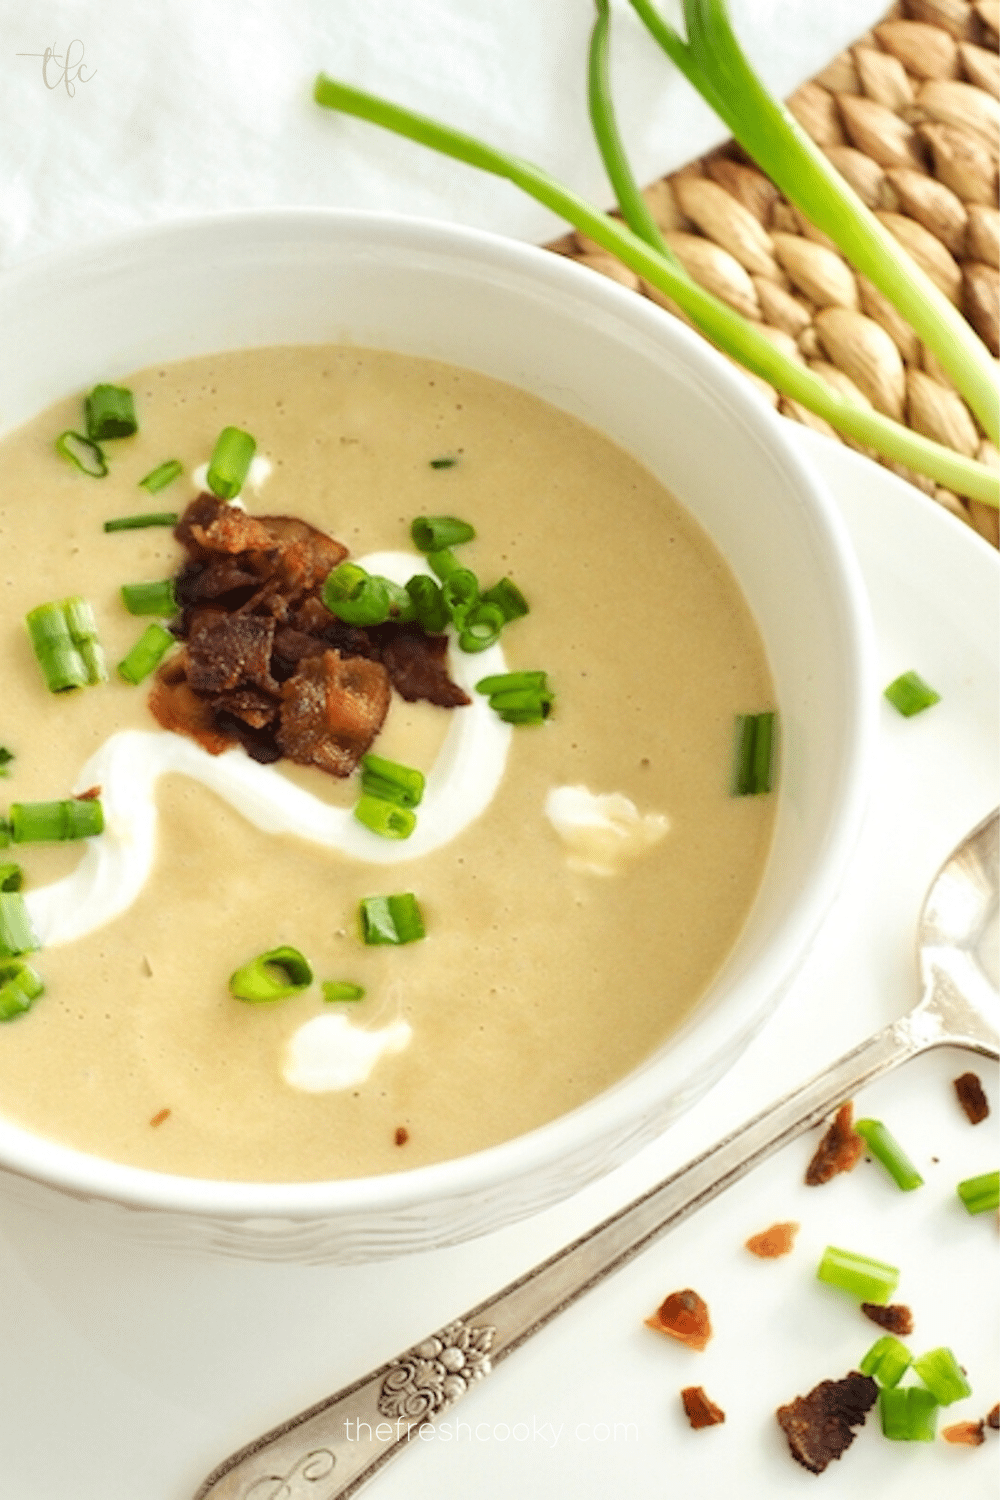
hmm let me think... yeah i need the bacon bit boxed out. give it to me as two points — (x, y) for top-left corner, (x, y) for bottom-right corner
(394, 1126), (410, 1146)
(645, 1289), (712, 1351)
(861, 1301), (914, 1336)
(73, 785), (102, 801)
(954, 1071), (990, 1125)
(805, 1101), (864, 1185)
(745, 1221), (799, 1258)
(371, 623), (472, 709)
(149, 1108), (171, 1128)
(988, 1404), (999, 1430)
(776, 1371), (878, 1474)
(681, 1386), (725, 1429)
(277, 650), (391, 777)
(942, 1419), (986, 1446)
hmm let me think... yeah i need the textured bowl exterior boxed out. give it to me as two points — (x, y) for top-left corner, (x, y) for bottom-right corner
(0, 211), (875, 1261)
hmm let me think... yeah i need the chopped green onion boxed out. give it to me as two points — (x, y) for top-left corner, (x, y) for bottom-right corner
(0, 864), (23, 892)
(879, 1385), (939, 1443)
(732, 712), (776, 796)
(26, 602), (88, 692)
(957, 1170), (999, 1215)
(426, 548), (462, 582)
(441, 568), (479, 627)
(884, 671), (941, 718)
(312, 72), (998, 504)
(322, 980), (366, 1002)
(9, 798), (103, 844)
(405, 575), (450, 634)
(85, 384), (137, 441)
(476, 670), (548, 695)
(0, 958), (44, 1021)
(104, 508), (179, 532)
(229, 945), (313, 1003)
(411, 515), (476, 551)
(0, 748), (13, 777)
(855, 1118), (924, 1192)
(206, 426), (256, 500)
(353, 794), (417, 840)
(860, 1336), (912, 1390)
(429, 456), (457, 470)
(480, 577), (529, 622)
(0, 891), (39, 958)
(912, 1348), (973, 1406)
(816, 1245), (900, 1304)
(383, 577), (416, 623)
(120, 580), (177, 617)
(322, 563), (392, 627)
(359, 893), (426, 946)
(55, 431), (108, 477)
(138, 460), (183, 494)
(360, 754), (425, 809)
(63, 596), (107, 685)
(0, 820), (9, 849)
(117, 623), (175, 685)
(458, 601), (506, 653)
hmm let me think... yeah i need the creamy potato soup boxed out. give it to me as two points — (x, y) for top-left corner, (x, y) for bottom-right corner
(0, 346), (775, 1180)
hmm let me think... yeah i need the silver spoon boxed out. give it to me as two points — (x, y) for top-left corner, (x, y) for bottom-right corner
(194, 809), (998, 1500)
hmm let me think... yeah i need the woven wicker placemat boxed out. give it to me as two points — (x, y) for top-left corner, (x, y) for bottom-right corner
(547, 0), (999, 546)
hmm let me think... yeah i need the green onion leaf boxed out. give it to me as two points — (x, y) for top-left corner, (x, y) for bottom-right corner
(429, 456), (458, 470)
(312, 72), (998, 504)
(0, 748), (13, 777)
(63, 596), (107, 684)
(912, 1347), (973, 1406)
(229, 945), (313, 1003)
(859, 1336), (912, 1390)
(480, 577), (529, 622)
(120, 580), (177, 617)
(206, 426), (256, 500)
(476, 670), (555, 724)
(879, 1385), (939, 1443)
(359, 893), (426, 946)
(117, 623), (176, 685)
(884, 671), (941, 718)
(55, 430), (108, 478)
(322, 980), (366, 1002)
(26, 602), (88, 692)
(85, 384), (137, 441)
(9, 798), (103, 843)
(816, 1245), (900, 1303)
(957, 1169), (999, 1215)
(0, 891), (40, 958)
(411, 515), (476, 551)
(426, 548), (462, 582)
(476, 670), (548, 695)
(353, 794), (417, 840)
(321, 563), (392, 627)
(441, 568), (480, 627)
(105, 508), (179, 532)
(0, 863), (23, 892)
(458, 601), (506, 653)
(0, 958), (44, 1021)
(405, 575), (451, 634)
(138, 460), (183, 495)
(0, 820), (10, 850)
(360, 754), (425, 809)
(855, 1117), (924, 1192)
(732, 712), (776, 795)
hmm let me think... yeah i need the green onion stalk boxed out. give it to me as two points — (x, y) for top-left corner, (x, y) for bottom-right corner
(313, 20), (998, 506)
(627, 0), (998, 448)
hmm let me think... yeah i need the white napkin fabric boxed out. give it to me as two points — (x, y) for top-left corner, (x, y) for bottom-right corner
(2, 0), (890, 269)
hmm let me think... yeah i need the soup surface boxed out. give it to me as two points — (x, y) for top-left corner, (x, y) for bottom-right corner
(0, 345), (775, 1180)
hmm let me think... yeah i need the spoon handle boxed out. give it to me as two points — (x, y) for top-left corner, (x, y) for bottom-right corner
(193, 1010), (937, 1500)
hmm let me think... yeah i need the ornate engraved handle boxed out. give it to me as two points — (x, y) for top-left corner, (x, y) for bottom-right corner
(194, 995), (993, 1500)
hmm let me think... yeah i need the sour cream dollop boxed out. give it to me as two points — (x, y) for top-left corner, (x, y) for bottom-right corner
(24, 551), (511, 946)
(283, 1013), (413, 1092)
(544, 785), (669, 875)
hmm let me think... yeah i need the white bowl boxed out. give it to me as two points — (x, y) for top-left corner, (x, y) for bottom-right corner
(0, 210), (875, 1262)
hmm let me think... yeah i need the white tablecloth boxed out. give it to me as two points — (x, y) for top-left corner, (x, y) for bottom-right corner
(2, 0), (890, 268)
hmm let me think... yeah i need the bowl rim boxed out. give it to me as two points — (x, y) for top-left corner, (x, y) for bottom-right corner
(0, 206), (877, 1221)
